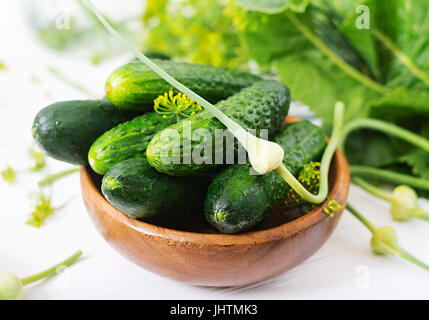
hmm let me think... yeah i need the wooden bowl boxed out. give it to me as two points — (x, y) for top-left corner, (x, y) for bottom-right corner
(80, 116), (350, 287)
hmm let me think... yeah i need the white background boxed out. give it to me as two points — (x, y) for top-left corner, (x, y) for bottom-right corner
(1, 0), (428, 300)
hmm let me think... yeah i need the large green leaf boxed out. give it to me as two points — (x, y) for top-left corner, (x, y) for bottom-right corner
(345, 131), (398, 167)
(275, 52), (379, 123)
(368, 87), (429, 126)
(367, 88), (429, 155)
(338, 0), (381, 79)
(368, 0), (429, 88)
(234, 5), (381, 123)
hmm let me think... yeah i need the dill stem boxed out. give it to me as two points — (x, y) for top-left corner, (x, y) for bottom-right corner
(386, 246), (429, 272)
(20, 250), (82, 286)
(38, 167), (80, 187)
(286, 12), (387, 94)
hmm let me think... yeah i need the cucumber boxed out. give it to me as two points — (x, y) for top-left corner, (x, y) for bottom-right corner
(205, 120), (326, 233)
(105, 59), (262, 111)
(147, 80), (290, 176)
(102, 158), (211, 220)
(88, 112), (176, 175)
(32, 100), (138, 165)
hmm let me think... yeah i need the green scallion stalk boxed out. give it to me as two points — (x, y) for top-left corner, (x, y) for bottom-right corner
(347, 204), (429, 272)
(352, 177), (392, 201)
(350, 166), (429, 191)
(341, 118), (429, 152)
(0, 250), (82, 300)
(20, 250), (82, 285)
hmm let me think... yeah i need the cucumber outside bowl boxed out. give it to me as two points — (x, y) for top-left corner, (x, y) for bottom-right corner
(80, 116), (350, 287)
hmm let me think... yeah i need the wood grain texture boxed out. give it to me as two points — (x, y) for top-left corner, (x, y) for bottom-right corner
(80, 116), (350, 286)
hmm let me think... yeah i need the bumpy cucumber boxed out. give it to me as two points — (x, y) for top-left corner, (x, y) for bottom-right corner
(102, 158), (211, 220)
(32, 100), (138, 165)
(88, 112), (176, 175)
(147, 80), (290, 176)
(205, 120), (326, 233)
(105, 59), (262, 111)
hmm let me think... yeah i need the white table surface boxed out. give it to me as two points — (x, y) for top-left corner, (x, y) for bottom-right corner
(1, 0), (429, 300)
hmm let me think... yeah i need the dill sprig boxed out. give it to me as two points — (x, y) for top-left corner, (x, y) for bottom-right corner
(1, 166), (16, 184)
(29, 149), (46, 172)
(26, 193), (54, 228)
(285, 162), (320, 212)
(324, 199), (343, 218)
(154, 88), (202, 122)
(285, 161), (343, 217)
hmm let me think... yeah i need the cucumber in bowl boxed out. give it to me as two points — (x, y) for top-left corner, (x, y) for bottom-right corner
(32, 99), (139, 165)
(88, 112), (176, 175)
(146, 80), (291, 176)
(101, 158), (213, 221)
(105, 59), (262, 111)
(205, 120), (327, 233)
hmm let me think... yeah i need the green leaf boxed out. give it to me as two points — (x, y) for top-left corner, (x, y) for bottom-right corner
(338, 0), (381, 79)
(345, 131), (398, 167)
(369, 0), (429, 88)
(239, 11), (309, 66)
(367, 87), (429, 131)
(235, 0), (309, 13)
(233, 5), (383, 123)
(399, 150), (429, 179)
(275, 51), (379, 124)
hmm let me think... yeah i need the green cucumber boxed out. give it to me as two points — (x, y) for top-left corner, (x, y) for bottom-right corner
(102, 158), (210, 220)
(88, 112), (176, 175)
(205, 120), (326, 233)
(147, 80), (290, 176)
(105, 59), (262, 111)
(32, 100), (138, 165)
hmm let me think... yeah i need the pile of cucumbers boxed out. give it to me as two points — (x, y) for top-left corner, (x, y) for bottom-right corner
(32, 59), (326, 234)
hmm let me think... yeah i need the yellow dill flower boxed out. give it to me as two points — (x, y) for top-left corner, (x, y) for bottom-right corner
(29, 149), (46, 172)
(298, 161), (320, 194)
(26, 194), (54, 228)
(284, 162), (343, 217)
(1, 166), (16, 184)
(324, 199), (344, 218)
(154, 88), (202, 122)
(285, 162), (320, 210)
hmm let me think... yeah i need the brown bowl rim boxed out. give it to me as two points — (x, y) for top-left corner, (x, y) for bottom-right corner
(81, 116), (350, 246)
